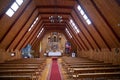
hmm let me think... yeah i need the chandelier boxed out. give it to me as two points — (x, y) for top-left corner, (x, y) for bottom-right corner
(49, 0), (63, 23)
(49, 15), (63, 23)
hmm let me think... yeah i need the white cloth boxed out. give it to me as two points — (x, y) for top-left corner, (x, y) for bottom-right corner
(72, 52), (75, 57)
(48, 51), (61, 56)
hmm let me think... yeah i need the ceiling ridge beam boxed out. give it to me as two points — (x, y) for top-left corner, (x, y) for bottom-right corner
(39, 12), (71, 15)
(37, 5), (73, 9)
(41, 17), (68, 19)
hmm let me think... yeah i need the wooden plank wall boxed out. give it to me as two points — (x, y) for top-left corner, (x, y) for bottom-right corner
(77, 48), (120, 65)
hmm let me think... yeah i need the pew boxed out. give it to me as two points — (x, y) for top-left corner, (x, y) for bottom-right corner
(68, 64), (119, 68)
(4, 58), (46, 64)
(0, 69), (41, 80)
(0, 73), (37, 80)
(73, 72), (120, 80)
(0, 69), (40, 80)
(0, 58), (46, 80)
(62, 57), (120, 80)
(69, 67), (120, 78)
(0, 66), (39, 69)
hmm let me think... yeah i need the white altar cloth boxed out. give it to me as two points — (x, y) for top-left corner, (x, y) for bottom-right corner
(48, 51), (62, 56)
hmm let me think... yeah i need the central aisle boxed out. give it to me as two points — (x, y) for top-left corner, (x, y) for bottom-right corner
(40, 58), (67, 80)
(49, 58), (62, 80)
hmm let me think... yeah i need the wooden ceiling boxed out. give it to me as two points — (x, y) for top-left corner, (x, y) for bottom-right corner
(34, 0), (75, 31)
(0, 0), (120, 51)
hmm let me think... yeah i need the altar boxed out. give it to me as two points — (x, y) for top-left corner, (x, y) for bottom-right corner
(48, 51), (62, 56)
(46, 32), (64, 57)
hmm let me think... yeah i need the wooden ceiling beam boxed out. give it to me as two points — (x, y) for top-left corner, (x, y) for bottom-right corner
(36, 5), (73, 9)
(6, 8), (37, 51)
(41, 21), (66, 23)
(41, 17), (68, 20)
(76, 0), (103, 50)
(91, 0), (120, 44)
(18, 14), (40, 50)
(64, 31), (77, 50)
(78, 0), (111, 50)
(39, 12), (71, 15)
(20, 16), (42, 50)
(30, 24), (44, 46)
(44, 27), (65, 31)
(65, 21), (83, 50)
(70, 14), (90, 50)
(32, 29), (45, 48)
(72, 9), (94, 50)
(26, 21), (42, 48)
(74, 8), (99, 50)
(43, 23), (66, 26)
(0, 0), (32, 44)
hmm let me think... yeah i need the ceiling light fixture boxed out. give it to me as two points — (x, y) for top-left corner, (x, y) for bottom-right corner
(49, 15), (63, 23)
(49, 0), (63, 23)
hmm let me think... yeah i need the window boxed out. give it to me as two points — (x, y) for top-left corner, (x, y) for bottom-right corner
(11, 2), (19, 11)
(28, 17), (39, 31)
(6, 8), (14, 17)
(66, 28), (72, 38)
(37, 28), (44, 38)
(16, 0), (23, 6)
(86, 19), (91, 25)
(77, 5), (91, 25)
(69, 19), (80, 34)
(83, 14), (88, 20)
(5, 0), (23, 17)
(80, 10), (84, 15)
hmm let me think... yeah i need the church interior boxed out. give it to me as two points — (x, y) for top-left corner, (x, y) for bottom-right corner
(0, 0), (120, 80)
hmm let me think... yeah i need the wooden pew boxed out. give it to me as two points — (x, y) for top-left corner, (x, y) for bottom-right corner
(62, 57), (104, 63)
(63, 62), (118, 72)
(73, 72), (120, 80)
(0, 69), (41, 78)
(0, 66), (39, 69)
(0, 58), (46, 80)
(0, 73), (37, 80)
(62, 57), (120, 80)
(0, 68), (40, 80)
(69, 67), (120, 78)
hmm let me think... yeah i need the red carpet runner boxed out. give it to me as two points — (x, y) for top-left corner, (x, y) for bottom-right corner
(49, 58), (62, 80)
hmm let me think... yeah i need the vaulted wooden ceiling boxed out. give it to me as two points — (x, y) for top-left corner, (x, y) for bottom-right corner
(0, 0), (120, 51)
